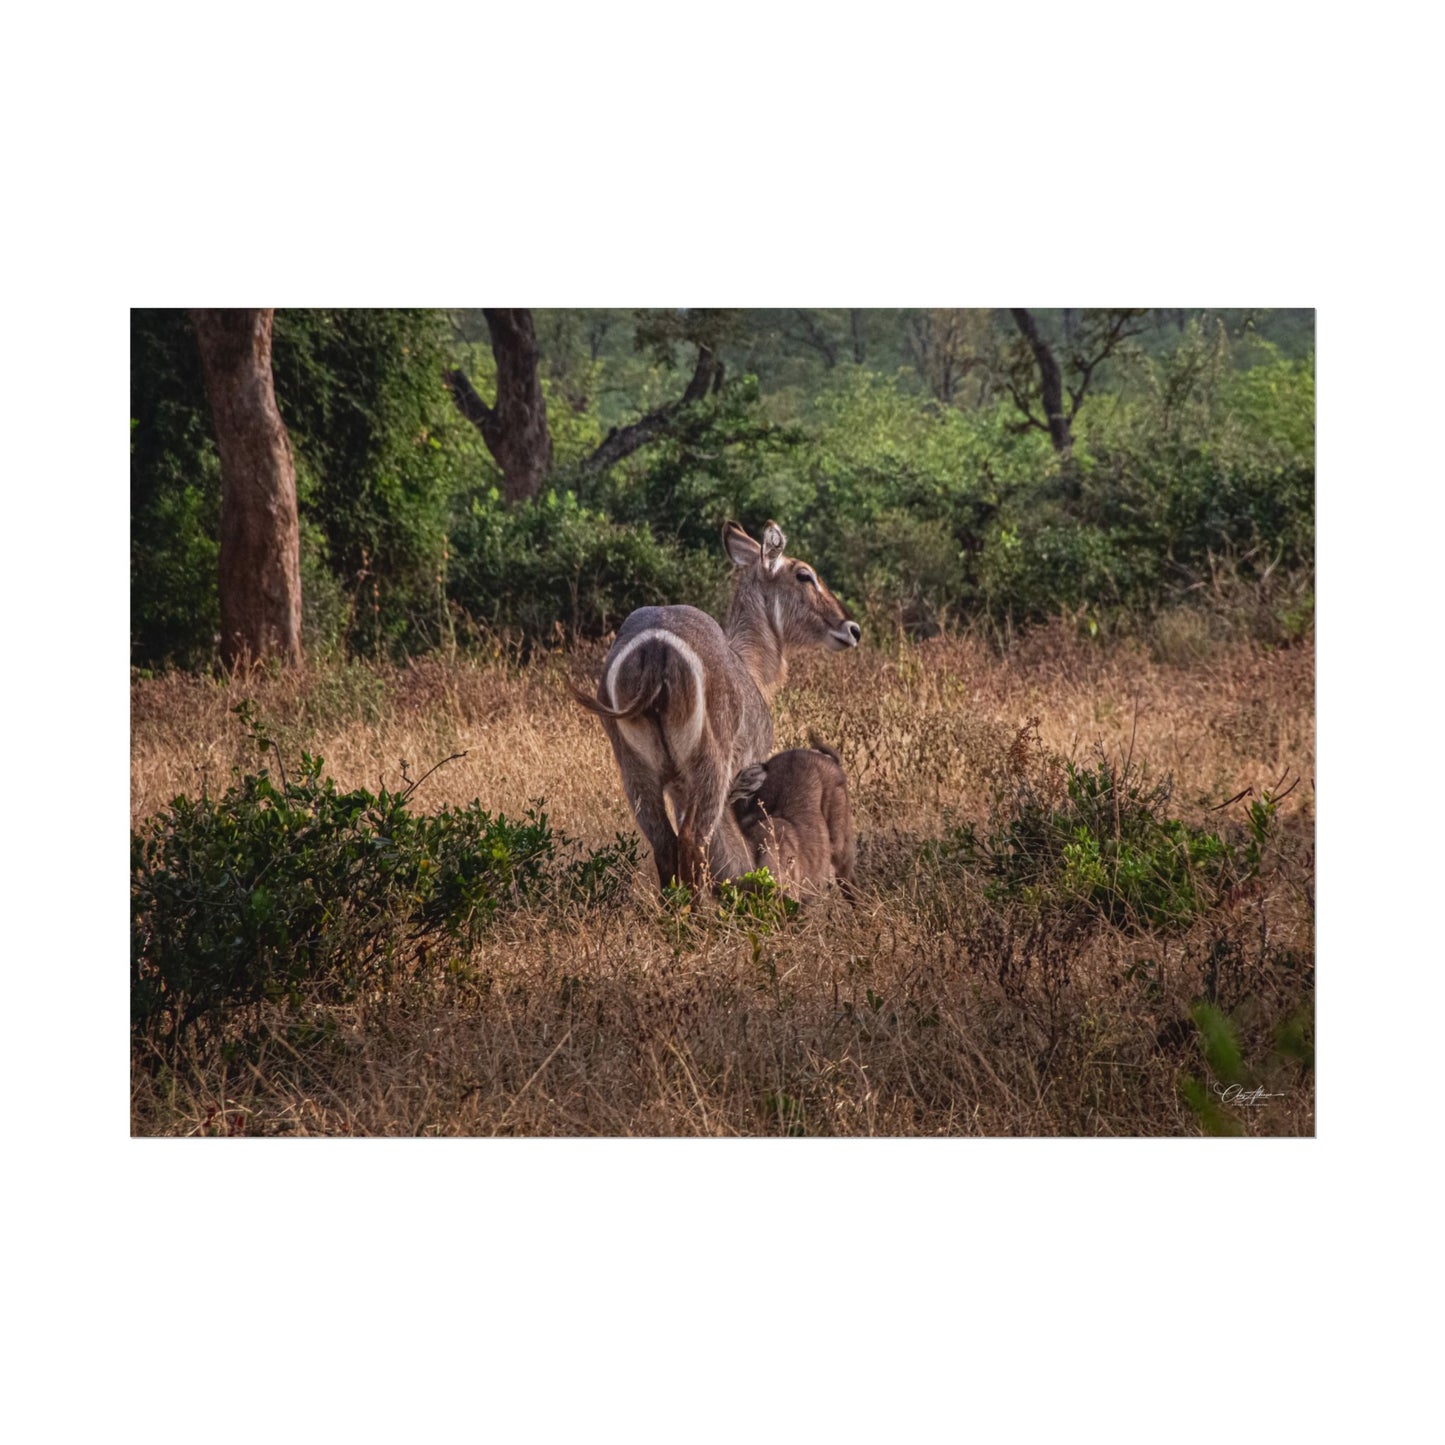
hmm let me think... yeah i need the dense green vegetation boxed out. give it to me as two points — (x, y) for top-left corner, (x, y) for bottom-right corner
(131, 308), (1313, 669)
(131, 704), (639, 1048)
(929, 721), (1287, 932)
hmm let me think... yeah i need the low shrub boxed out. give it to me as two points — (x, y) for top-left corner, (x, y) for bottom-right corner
(717, 867), (800, 931)
(131, 710), (638, 1047)
(933, 722), (1281, 931)
(977, 515), (1159, 626)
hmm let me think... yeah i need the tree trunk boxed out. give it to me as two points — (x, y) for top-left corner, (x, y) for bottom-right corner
(790, 310), (839, 367)
(190, 308), (303, 669)
(849, 309), (866, 364)
(1009, 308), (1074, 456)
(443, 307), (553, 504)
(445, 312), (726, 486)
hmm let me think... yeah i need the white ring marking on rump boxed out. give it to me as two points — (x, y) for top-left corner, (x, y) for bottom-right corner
(603, 627), (707, 761)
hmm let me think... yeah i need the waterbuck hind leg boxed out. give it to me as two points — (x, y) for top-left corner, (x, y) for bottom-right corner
(624, 781), (679, 889)
(676, 752), (749, 894)
(708, 807), (757, 884)
(608, 726), (679, 888)
(641, 797), (681, 889)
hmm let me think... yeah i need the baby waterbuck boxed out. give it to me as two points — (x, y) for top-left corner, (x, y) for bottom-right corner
(727, 736), (857, 901)
(573, 520), (859, 890)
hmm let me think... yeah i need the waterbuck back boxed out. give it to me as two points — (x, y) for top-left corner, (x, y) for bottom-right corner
(728, 737), (857, 901)
(573, 520), (859, 890)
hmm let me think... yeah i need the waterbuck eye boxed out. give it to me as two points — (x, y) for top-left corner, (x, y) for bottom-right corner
(796, 569), (816, 586)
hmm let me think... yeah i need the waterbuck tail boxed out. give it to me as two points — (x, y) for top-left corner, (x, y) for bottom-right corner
(568, 677), (666, 722)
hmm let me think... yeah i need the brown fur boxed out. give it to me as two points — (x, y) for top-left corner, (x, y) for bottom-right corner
(728, 734), (857, 901)
(573, 521), (859, 891)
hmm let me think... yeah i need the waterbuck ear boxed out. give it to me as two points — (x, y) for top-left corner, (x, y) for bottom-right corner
(761, 520), (787, 574)
(722, 520), (761, 569)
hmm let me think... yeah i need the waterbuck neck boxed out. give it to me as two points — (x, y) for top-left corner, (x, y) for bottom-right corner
(725, 588), (786, 700)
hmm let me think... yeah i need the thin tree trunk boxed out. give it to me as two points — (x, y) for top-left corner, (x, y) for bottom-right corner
(191, 308), (303, 669)
(789, 310), (838, 367)
(443, 307), (553, 504)
(849, 309), (866, 364)
(1009, 307), (1074, 456)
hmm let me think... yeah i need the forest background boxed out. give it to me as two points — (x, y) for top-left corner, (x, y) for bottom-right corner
(130, 307), (1314, 671)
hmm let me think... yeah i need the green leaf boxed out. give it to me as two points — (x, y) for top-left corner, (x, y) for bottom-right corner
(1179, 1074), (1245, 1137)
(1191, 1001), (1246, 1086)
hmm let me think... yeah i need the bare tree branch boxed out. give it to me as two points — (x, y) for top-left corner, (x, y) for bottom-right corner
(442, 366), (493, 428)
(1064, 309), (1149, 420)
(849, 309), (866, 365)
(444, 308), (736, 492)
(782, 310), (839, 368)
(580, 344), (721, 475)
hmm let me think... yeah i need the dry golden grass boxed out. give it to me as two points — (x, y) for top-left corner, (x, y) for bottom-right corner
(131, 625), (1314, 1137)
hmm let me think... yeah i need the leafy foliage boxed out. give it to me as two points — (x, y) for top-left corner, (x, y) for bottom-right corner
(130, 309), (223, 669)
(717, 867), (800, 931)
(130, 707), (637, 1046)
(580, 374), (807, 554)
(271, 308), (479, 656)
(447, 489), (725, 644)
(937, 723), (1278, 931)
(131, 308), (1314, 665)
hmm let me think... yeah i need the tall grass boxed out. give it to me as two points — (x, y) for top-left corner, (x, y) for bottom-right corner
(131, 628), (1313, 1136)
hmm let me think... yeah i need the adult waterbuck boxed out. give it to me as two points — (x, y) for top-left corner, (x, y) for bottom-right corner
(572, 520), (860, 890)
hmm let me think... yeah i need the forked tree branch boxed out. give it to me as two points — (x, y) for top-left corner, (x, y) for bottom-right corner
(579, 343), (722, 475)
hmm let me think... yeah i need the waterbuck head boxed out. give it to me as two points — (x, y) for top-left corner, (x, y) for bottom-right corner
(722, 520), (859, 692)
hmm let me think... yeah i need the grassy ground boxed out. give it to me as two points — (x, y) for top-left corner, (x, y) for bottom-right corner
(130, 623), (1314, 1136)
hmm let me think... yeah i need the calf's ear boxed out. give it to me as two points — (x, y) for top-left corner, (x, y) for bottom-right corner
(728, 764), (768, 806)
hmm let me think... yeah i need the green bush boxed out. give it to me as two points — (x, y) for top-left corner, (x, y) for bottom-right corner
(767, 356), (1312, 635)
(1073, 336), (1315, 590)
(937, 728), (1279, 931)
(978, 514), (1160, 625)
(131, 711), (638, 1046)
(780, 373), (1051, 628)
(717, 867), (800, 931)
(447, 489), (725, 643)
(1049, 762), (1235, 927)
(272, 308), (483, 655)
